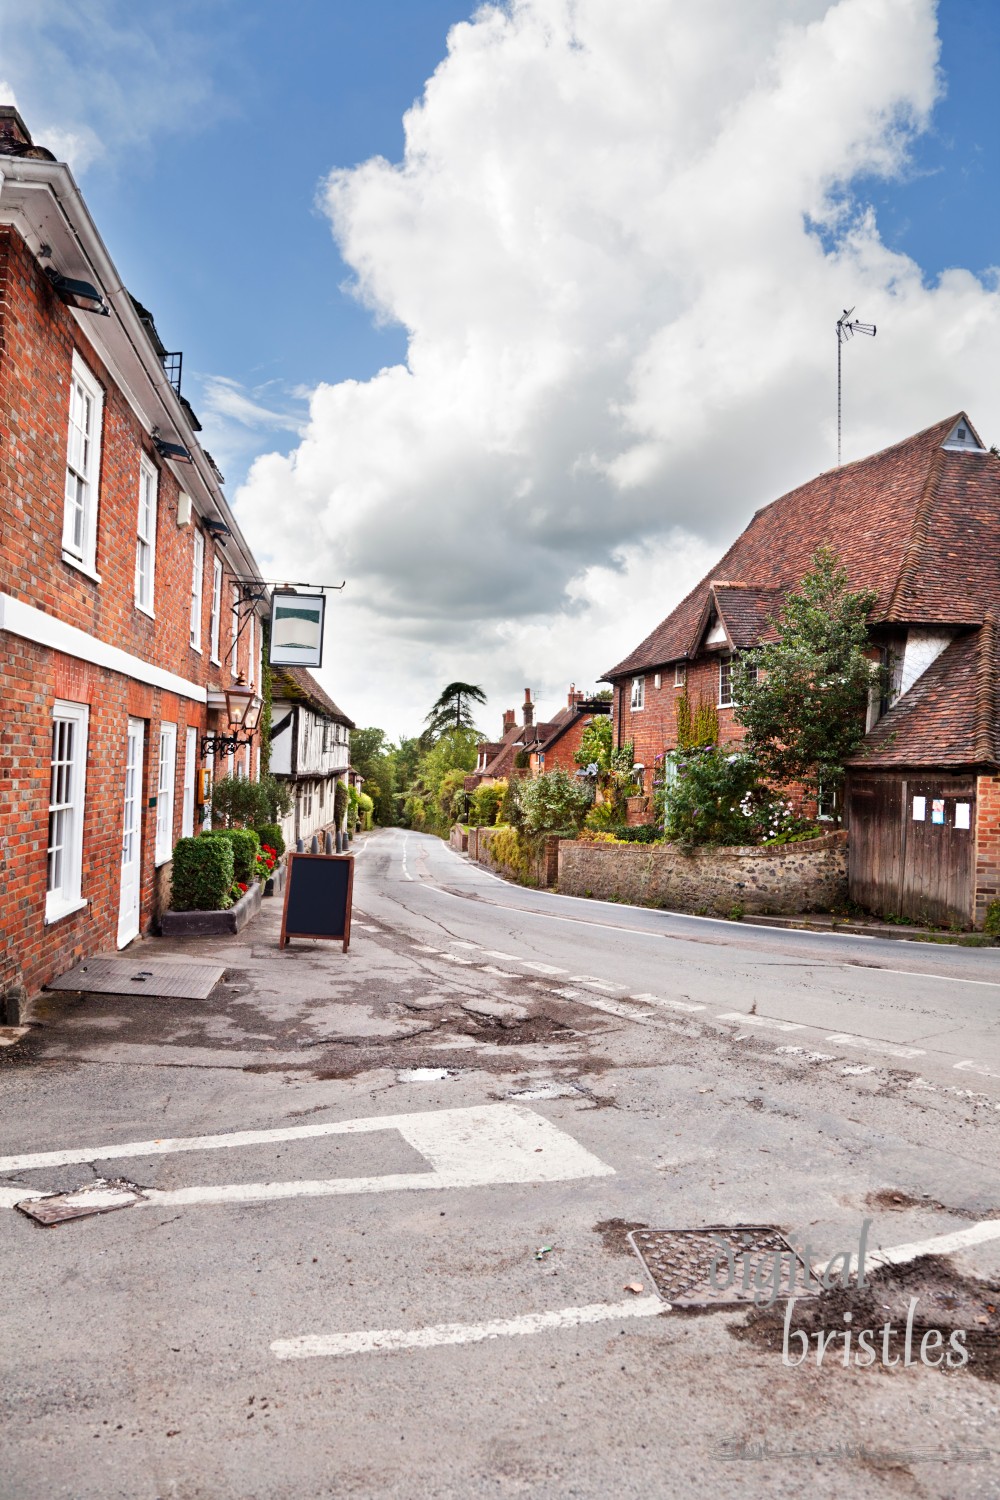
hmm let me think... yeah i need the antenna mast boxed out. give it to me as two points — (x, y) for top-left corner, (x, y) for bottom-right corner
(836, 307), (876, 465)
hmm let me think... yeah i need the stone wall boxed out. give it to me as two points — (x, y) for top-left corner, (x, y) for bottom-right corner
(474, 827), (561, 888)
(449, 825), (469, 853)
(557, 832), (848, 915)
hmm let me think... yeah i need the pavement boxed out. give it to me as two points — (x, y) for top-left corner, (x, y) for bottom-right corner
(3, 827), (1000, 1499)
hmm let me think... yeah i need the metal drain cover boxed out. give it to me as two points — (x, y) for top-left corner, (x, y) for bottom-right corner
(17, 1178), (146, 1226)
(628, 1225), (815, 1308)
(46, 957), (225, 1000)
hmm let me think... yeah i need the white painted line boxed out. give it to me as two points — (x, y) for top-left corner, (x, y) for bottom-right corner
(825, 1033), (926, 1059)
(413, 946), (441, 954)
(518, 961), (567, 975)
(954, 1060), (1000, 1080)
(271, 1296), (665, 1361)
(479, 965), (515, 979)
(840, 1064), (878, 1076)
(717, 1013), (805, 1033)
(774, 1046), (835, 1062)
(440, 954), (475, 965)
(451, 942), (482, 950)
(400, 835), (414, 882)
(837, 1219), (1000, 1282)
(2, 1105), (614, 1208)
(0, 1026), (30, 1047)
(0, 1187), (44, 1209)
(633, 994), (706, 1014)
(569, 976), (626, 993)
(483, 950), (522, 961)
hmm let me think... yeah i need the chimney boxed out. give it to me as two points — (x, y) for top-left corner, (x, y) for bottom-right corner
(0, 107), (33, 152)
(523, 689), (534, 728)
(568, 682), (585, 709)
(502, 708), (516, 733)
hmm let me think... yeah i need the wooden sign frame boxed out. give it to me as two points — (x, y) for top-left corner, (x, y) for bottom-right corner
(279, 852), (354, 951)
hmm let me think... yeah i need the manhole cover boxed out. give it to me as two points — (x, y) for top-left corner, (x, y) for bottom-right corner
(16, 1178), (146, 1226)
(628, 1225), (816, 1307)
(46, 958), (225, 1000)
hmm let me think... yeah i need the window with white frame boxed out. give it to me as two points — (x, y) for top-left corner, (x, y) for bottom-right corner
(817, 783), (837, 821)
(209, 557), (223, 663)
(155, 722), (177, 864)
(630, 676), (645, 711)
(675, 663), (687, 688)
(302, 783), (314, 821)
(63, 354), (104, 575)
(231, 585), (240, 677)
(182, 725), (197, 838)
(46, 701), (89, 921)
(135, 453), (158, 614)
(718, 657), (733, 707)
(190, 529), (204, 651)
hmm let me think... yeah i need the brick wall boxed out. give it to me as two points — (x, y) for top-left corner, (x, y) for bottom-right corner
(473, 827), (561, 888)
(0, 225), (264, 1008)
(557, 832), (848, 915)
(974, 774), (1000, 928)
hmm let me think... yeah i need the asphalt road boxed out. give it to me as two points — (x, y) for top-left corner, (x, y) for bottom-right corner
(3, 827), (1000, 1500)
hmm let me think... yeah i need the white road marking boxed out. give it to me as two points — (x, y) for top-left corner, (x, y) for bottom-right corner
(451, 942), (482, 950)
(840, 1064), (878, 1076)
(954, 1060), (1000, 1080)
(483, 949), (522, 961)
(413, 945), (441, 954)
(2, 1105), (614, 1210)
(774, 1046), (835, 1062)
(271, 1296), (666, 1361)
(479, 966), (515, 979)
(569, 976), (626, 992)
(824, 1032), (926, 1059)
(717, 1013), (805, 1033)
(519, 961), (567, 975)
(400, 835), (414, 881)
(440, 954), (475, 965)
(633, 994), (705, 1014)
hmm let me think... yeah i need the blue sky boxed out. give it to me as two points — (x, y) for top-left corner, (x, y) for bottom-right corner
(2, 2), (998, 734)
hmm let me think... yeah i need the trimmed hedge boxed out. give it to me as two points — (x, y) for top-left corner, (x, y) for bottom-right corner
(210, 827), (261, 883)
(610, 824), (663, 844)
(255, 822), (286, 858)
(171, 835), (235, 912)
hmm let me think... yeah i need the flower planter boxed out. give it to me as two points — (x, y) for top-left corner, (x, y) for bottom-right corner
(159, 879), (263, 937)
(264, 861), (287, 898)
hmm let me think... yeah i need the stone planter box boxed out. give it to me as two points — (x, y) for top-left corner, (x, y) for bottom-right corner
(264, 861), (286, 898)
(159, 879), (263, 937)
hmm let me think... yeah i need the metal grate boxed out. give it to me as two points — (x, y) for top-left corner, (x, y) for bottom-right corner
(46, 958), (225, 1000)
(628, 1225), (816, 1308)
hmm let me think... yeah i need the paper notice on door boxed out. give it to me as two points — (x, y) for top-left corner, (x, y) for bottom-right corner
(955, 802), (971, 830)
(912, 796), (926, 821)
(931, 798), (945, 825)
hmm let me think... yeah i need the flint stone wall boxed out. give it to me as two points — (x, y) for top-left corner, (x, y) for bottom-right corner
(557, 832), (848, 915)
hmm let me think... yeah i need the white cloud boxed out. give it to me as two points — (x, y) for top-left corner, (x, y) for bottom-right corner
(0, 0), (228, 172)
(232, 0), (994, 736)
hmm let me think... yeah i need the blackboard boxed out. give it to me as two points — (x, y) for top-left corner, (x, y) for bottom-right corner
(279, 853), (354, 950)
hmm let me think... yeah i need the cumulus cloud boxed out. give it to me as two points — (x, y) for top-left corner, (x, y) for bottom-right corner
(229, 0), (998, 736)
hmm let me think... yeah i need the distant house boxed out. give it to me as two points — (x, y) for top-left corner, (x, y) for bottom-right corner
(604, 414), (1000, 927)
(268, 668), (354, 848)
(467, 687), (610, 791)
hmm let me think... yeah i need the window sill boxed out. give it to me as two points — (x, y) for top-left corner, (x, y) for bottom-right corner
(62, 552), (102, 585)
(210, 655), (221, 667)
(154, 851), (173, 868)
(190, 643), (203, 655)
(135, 603), (156, 621)
(44, 894), (88, 926)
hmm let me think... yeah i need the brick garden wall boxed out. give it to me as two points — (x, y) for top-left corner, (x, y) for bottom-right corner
(473, 827), (561, 888)
(557, 832), (848, 916)
(974, 774), (1000, 929)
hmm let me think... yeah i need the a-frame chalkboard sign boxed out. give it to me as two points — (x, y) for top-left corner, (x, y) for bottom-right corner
(279, 852), (354, 951)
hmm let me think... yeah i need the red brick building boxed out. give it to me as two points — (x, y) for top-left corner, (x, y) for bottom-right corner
(0, 110), (272, 1016)
(604, 415), (1000, 926)
(467, 688), (610, 790)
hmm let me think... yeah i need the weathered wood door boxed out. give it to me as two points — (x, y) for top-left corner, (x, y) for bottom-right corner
(847, 774), (975, 927)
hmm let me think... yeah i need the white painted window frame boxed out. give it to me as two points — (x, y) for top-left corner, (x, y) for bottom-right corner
(62, 353), (104, 579)
(718, 657), (733, 709)
(135, 452), (158, 616)
(190, 529), (204, 652)
(182, 725), (198, 839)
(45, 700), (90, 923)
(155, 721), (177, 865)
(209, 557), (223, 664)
(674, 663), (687, 688)
(630, 676), (645, 711)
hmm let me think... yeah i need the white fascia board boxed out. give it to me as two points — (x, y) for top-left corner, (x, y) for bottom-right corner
(0, 162), (267, 591)
(0, 593), (207, 703)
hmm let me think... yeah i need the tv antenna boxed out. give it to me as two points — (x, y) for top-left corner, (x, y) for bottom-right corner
(836, 307), (876, 465)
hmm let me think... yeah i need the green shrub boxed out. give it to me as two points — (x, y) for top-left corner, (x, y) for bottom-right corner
(984, 899), (1000, 937)
(209, 773), (292, 829)
(471, 781), (506, 827)
(584, 799), (617, 831)
(611, 824), (662, 844)
(663, 746), (796, 847)
(520, 769), (593, 834)
(334, 780), (349, 827)
(255, 822), (286, 858)
(211, 827), (261, 882)
(356, 792), (374, 830)
(171, 835), (235, 911)
(489, 825), (533, 881)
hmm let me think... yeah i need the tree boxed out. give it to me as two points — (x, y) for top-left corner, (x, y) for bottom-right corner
(520, 769), (593, 834)
(731, 546), (881, 821)
(424, 681), (487, 736)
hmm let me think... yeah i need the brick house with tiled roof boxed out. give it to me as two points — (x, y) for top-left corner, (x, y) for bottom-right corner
(465, 688), (610, 792)
(605, 414), (1000, 926)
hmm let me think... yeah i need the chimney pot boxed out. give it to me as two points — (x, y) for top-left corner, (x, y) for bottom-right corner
(523, 690), (534, 728)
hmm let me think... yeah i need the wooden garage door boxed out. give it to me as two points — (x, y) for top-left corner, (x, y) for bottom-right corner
(847, 775), (975, 927)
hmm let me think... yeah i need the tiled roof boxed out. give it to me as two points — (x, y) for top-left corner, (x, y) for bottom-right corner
(710, 586), (786, 649)
(481, 722), (529, 779)
(847, 618), (998, 769)
(271, 666), (355, 727)
(606, 414), (999, 678)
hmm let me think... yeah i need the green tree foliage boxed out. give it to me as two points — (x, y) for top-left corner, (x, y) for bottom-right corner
(402, 727), (481, 834)
(519, 769), (593, 834)
(471, 780), (506, 827)
(210, 773), (291, 828)
(732, 547), (880, 819)
(425, 681), (487, 736)
(574, 714), (613, 771)
(350, 727), (399, 826)
(664, 747), (795, 846)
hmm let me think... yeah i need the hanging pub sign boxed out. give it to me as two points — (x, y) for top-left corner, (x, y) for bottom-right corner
(268, 590), (326, 668)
